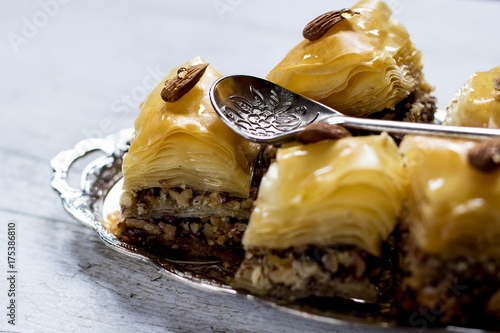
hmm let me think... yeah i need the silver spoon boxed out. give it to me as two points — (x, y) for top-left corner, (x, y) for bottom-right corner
(209, 75), (500, 145)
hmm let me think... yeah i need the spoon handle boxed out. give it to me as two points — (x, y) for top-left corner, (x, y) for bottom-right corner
(328, 116), (500, 140)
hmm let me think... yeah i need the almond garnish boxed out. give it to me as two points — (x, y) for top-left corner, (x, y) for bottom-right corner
(467, 138), (500, 172)
(303, 9), (359, 41)
(296, 123), (351, 144)
(493, 75), (500, 101)
(161, 63), (209, 102)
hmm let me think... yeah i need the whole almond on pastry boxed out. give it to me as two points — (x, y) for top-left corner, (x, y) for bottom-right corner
(161, 63), (209, 103)
(296, 123), (351, 144)
(468, 138), (500, 172)
(303, 9), (359, 41)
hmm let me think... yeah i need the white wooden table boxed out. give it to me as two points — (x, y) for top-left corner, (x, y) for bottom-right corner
(1, 0), (499, 332)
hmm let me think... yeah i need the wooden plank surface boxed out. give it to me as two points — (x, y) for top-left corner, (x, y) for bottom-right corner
(1, 0), (499, 332)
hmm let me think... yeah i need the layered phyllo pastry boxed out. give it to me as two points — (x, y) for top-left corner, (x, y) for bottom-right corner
(233, 131), (406, 302)
(444, 65), (500, 128)
(113, 58), (262, 265)
(397, 136), (500, 327)
(266, 0), (436, 123)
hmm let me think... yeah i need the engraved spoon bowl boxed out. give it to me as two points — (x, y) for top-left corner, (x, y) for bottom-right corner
(209, 75), (500, 145)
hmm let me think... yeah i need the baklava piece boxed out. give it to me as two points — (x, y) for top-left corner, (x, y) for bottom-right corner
(397, 136), (500, 328)
(233, 132), (406, 302)
(113, 58), (261, 265)
(266, 0), (436, 124)
(444, 65), (500, 128)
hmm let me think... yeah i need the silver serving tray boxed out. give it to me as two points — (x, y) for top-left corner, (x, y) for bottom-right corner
(50, 128), (489, 333)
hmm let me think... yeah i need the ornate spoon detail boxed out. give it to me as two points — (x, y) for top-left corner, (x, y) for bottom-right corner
(210, 75), (500, 145)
